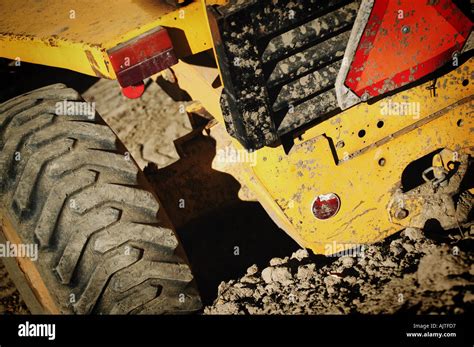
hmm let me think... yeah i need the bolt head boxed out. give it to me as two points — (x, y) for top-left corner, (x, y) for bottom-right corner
(395, 208), (409, 220)
(361, 91), (370, 102)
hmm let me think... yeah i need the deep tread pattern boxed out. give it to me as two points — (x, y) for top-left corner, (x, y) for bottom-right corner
(29, 122), (117, 150)
(0, 115), (55, 184)
(70, 184), (159, 216)
(34, 170), (98, 247)
(109, 260), (194, 294)
(13, 138), (75, 213)
(0, 84), (201, 314)
(92, 222), (178, 255)
(4, 100), (89, 141)
(0, 84), (80, 115)
(73, 246), (142, 314)
(46, 150), (138, 181)
(133, 279), (200, 314)
(97, 279), (161, 314)
(55, 207), (121, 284)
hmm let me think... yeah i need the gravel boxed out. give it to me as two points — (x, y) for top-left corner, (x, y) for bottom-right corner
(0, 256), (29, 314)
(205, 227), (474, 314)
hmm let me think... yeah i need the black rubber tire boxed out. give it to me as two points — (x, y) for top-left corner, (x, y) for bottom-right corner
(0, 84), (201, 314)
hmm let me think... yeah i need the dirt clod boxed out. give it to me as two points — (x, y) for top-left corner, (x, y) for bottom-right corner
(205, 228), (474, 314)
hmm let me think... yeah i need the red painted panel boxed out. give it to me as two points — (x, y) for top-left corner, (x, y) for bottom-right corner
(345, 0), (472, 98)
(107, 27), (178, 87)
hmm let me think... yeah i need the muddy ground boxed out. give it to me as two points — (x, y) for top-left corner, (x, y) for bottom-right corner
(206, 227), (473, 314)
(0, 63), (472, 314)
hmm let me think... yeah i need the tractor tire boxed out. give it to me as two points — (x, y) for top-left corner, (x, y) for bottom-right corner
(0, 83), (201, 314)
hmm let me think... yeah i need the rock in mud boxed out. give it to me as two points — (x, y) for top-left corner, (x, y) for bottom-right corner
(205, 227), (473, 315)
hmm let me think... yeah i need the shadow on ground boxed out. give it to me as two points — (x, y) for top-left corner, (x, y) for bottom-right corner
(178, 203), (299, 306)
(0, 59), (98, 102)
(145, 129), (301, 306)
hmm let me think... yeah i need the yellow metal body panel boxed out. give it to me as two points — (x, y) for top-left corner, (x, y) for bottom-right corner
(254, 62), (471, 253)
(0, 0), (213, 78)
(172, 57), (473, 254)
(172, 59), (225, 124)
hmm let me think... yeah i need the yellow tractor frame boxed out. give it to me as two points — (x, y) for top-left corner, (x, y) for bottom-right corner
(0, 0), (472, 254)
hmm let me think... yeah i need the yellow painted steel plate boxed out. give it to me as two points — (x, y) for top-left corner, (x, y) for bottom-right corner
(0, 0), (213, 78)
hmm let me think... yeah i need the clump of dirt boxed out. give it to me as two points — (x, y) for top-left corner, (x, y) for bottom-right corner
(0, 259), (29, 314)
(205, 227), (474, 314)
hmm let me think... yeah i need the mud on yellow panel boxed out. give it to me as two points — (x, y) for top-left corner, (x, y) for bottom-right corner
(0, 0), (215, 78)
(247, 59), (473, 254)
(168, 51), (472, 254)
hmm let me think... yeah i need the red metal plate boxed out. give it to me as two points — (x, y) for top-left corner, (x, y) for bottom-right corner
(345, 0), (472, 98)
(108, 27), (178, 87)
